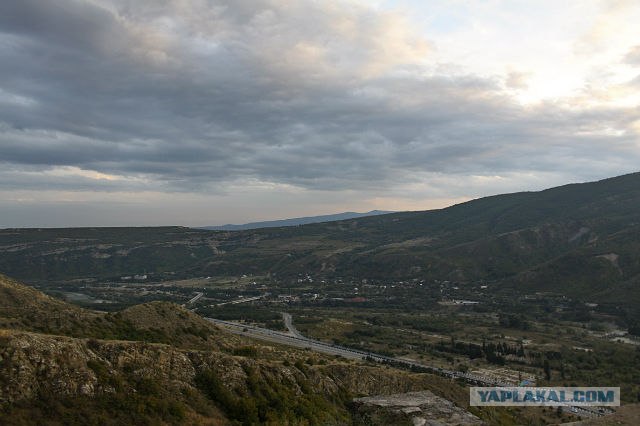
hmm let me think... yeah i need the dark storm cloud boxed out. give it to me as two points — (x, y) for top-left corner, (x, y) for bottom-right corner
(0, 0), (638, 195)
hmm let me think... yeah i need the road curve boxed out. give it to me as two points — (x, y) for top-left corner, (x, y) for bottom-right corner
(282, 312), (305, 339)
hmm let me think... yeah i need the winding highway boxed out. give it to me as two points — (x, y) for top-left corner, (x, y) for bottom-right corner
(207, 316), (519, 386)
(205, 315), (614, 419)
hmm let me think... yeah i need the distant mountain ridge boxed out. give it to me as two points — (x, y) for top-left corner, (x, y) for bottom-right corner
(199, 210), (394, 230)
(2, 172), (640, 321)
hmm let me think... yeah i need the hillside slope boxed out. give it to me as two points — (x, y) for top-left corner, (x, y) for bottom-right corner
(201, 210), (393, 230)
(0, 275), (478, 425)
(0, 273), (99, 335)
(2, 328), (452, 425)
(0, 273), (243, 349)
(1, 172), (639, 314)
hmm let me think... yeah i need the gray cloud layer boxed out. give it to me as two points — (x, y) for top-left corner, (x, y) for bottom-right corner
(1, 0), (639, 199)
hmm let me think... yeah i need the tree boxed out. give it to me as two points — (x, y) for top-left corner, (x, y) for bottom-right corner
(543, 359), (551, 381)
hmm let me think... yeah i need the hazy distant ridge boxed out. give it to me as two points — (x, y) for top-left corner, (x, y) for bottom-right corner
(200, 210), (394, 231)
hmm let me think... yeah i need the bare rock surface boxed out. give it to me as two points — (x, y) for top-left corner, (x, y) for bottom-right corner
(352, 390), (484, 426)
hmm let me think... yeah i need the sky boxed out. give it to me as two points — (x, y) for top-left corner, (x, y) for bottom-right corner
(1, 0), (639, 227)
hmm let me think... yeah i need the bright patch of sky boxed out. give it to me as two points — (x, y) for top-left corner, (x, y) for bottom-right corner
(379, 0), (640, 104)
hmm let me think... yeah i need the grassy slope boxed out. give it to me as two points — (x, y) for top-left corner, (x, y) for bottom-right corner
(0, 273), (241, 349)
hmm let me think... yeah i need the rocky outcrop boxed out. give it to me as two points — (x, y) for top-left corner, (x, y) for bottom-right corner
(0, 330), (100, 403)
(0, 331), (197, 404)
(0, 329), (455, 409)
(351, 391), (484, 426)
